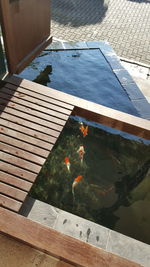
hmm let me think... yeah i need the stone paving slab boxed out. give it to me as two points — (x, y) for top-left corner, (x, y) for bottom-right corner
(53, 209), (109, 250)
(107, 230), (150, 267)
(51, 0), (150, 65)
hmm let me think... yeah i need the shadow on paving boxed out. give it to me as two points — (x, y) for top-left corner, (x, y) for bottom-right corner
(51, 0), (109, 27)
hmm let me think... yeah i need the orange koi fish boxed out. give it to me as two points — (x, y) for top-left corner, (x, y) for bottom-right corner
(77, 145), (85, 164)
(79, 122), (88, 137)
(72, 175), (83, 199)
(83, 125), (88, 137)
(64, 157), (70, 172)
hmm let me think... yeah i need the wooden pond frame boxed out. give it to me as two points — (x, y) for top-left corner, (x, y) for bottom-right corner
(0, 75), (149, 267)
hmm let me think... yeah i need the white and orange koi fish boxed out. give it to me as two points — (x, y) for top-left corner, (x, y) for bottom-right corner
(77, 145), (85, 164)
(64, 157), (71, 172)
(72, 175), (83, 199)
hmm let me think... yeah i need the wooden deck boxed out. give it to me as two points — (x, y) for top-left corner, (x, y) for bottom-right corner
(0, 75), (150, 214)
(0, 77), (74, 212)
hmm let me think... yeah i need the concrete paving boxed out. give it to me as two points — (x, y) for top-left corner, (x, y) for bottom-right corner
(51, 0), (150, 65)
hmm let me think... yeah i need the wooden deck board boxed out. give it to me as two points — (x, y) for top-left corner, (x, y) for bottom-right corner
(1, 119), (57, 147)
(0, 133), (51, 158)
(0, 183), (27, 202)
(0, 172), (32, 192)
(0, 120), (56, 150)
(3, 83), (73, 110)
(1, 152), (42, 173)
(0, 143), (45, 165)
(0, 162), (37, 183)
(0, 195), (22, 212)
(0, 106), (64, 136)
(1, 79), (73, 212)
(5, 82), (73, 110)
(0, 94), (68, 126)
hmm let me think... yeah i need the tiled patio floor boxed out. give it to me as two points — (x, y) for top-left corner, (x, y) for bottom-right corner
(51, 0), (150, 65)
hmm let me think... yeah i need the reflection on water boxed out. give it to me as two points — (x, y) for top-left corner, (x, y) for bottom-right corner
(33, 65), (52, 86)
(30, 116), (150, 245)
(18, 49), (139, 116)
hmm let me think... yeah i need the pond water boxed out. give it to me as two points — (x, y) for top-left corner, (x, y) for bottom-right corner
(30, 116), (150, 245)
(18, 49), (139, 116)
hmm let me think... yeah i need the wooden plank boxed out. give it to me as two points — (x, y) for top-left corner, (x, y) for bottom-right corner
(0, 208), (140, 267)
(0, 183), (27, 202)
(6, 76), (150, 140)
(0, 91), (69, 125)
(0, 133), (49, 159)
(0, 0), (51, 73)
(4, 83), (74, 110)
(1, 118), (57, 147)
(0, 171), (32, 192)
(0, 196), (22, 212)
(72, 107), (150, 140)
(0, 121), (56, 151)
(0, 90), (72, 117)
(1, 152), (41, 174)
(5, 75), (77, 101)
(0, 105), (64, 133)
(0, 162), (36, 183)
(0, 142), (45, 166)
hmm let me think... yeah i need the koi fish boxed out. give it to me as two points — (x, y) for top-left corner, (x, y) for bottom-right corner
(77, 145), (85, 164)
(79, 122), (85, 133)
(79, 122), (88, 137)
(83, 125), (88, 137)
(64, 157), (70, 172)
(72, 175), (83, 199)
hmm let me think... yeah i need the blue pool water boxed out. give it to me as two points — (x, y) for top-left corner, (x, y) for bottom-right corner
(18, 49), (139, 116)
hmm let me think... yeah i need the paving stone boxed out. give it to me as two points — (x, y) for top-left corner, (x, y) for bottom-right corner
(107, 230), (150, 267)
(132, 99), (150, 120)
(123, 83), (145, 101)
(20, 197), (59, 228)
(46, 41), (64, 50)
(62, 41), (88, 49)
(105, 55), (124, 70)
(51, 0), (150, 65)
(54, 210), (110, 250)
(114, 69), (135, 85)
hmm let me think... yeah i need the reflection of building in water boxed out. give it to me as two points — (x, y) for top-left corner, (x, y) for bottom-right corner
(33, 65), (52, 86)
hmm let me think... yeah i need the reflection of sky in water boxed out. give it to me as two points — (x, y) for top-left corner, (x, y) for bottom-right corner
(18, 49), (139, 116)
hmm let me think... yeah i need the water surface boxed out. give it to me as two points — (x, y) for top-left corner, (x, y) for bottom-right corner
(30, 117), (150, 245)
(19, 49), (139, 116)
